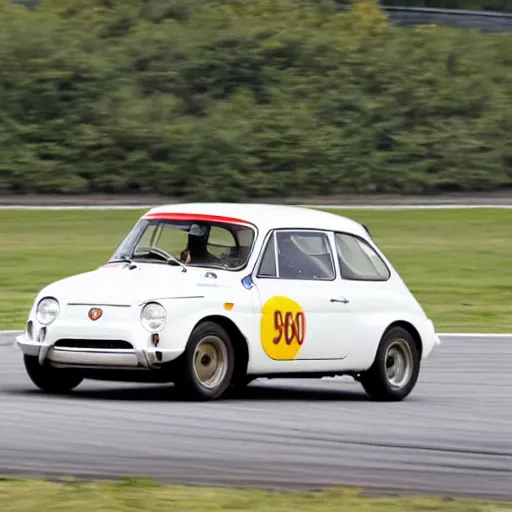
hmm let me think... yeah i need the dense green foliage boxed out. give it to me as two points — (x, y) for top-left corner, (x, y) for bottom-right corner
(1, 0), (511, 200)
(13, 0), (512, 13)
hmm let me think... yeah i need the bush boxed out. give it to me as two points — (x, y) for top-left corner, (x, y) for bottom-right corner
(0, 0), (511, 199)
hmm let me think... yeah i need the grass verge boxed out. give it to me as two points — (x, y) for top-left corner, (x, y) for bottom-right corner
(0, 479), (510, 512)
(0, 207), (510, 332)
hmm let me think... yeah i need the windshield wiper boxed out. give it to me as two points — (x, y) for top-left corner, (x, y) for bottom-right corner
(134, 247), (187, 273)
(165, 253), (188, 273)
(109, 253), (133, 265)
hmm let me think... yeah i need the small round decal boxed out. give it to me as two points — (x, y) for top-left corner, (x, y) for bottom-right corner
(88, 308), (103, 321)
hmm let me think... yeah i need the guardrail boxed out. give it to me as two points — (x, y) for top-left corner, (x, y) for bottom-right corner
(381, 6), (512, 31)
(9, 0), (512, 32)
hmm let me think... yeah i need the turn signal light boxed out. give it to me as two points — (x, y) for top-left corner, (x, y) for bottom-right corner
(151, 333), (159, 346)
(38, 327), (47, 343)
(26, 321), (33, 340)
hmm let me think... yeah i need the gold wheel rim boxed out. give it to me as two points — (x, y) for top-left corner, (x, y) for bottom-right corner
(193, 335), (228, 389)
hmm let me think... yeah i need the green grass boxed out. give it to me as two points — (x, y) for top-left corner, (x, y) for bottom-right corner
(0, 208), (510, 332)
(0, 479), (510, 512)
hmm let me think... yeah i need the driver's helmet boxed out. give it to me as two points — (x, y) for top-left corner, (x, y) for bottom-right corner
(189, 223), (210, 239)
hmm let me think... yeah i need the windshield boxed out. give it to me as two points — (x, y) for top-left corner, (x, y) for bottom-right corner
(110, 218), (256, 271)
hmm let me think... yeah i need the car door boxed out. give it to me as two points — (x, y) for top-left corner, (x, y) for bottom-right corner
(251, 229), (354, 361)
(331, 231), (395, 354)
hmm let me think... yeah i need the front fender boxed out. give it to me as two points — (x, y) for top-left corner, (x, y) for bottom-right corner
(157, 294), (254, 355)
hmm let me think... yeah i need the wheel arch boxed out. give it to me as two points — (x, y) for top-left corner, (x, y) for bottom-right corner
(383, 320), (423, 360)
(191, 315), (250, 384)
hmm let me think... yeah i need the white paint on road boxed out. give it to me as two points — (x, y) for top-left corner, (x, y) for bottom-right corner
(0, 205), (152, 210)
(0, 204), (512, 211)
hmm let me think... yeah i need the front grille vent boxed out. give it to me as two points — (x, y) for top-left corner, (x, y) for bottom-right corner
(54, 339), (133, 350)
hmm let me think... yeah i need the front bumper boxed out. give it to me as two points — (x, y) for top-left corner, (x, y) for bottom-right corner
(16, 333), (183, 370)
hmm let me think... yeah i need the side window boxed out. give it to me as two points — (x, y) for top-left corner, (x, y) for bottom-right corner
(335, 233), (390, 281)
(137, 224), (158, 248)
(207, 226), (237, 260)
(275, 230), (335, 280)
(257, 233), (277, 277)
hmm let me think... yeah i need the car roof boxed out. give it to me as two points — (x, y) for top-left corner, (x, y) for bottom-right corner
(143, 203), (368, 238)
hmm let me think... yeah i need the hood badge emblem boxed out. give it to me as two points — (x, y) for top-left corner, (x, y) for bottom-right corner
(88, 308), (103, 321)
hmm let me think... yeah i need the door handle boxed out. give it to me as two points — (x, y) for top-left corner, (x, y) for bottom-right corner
(330, 297), (349, 304)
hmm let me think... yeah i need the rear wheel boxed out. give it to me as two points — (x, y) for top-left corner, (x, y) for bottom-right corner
(359, 327), (420, 401)
(24, 355), (84, 393)
(173, 321), (235, 401)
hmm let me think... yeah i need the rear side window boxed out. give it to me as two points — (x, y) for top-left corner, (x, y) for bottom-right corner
(207, 226), (237, 260)
(335, 233), (390, 281)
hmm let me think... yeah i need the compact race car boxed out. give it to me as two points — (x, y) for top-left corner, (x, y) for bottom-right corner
(16, 203), (440, 401)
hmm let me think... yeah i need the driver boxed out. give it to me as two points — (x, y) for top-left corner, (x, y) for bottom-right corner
(180, 224), (219, 264)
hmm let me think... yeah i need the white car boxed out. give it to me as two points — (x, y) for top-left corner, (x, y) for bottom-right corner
(16, 203), (440, 401)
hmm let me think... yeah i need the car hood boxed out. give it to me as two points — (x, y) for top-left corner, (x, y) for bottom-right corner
(39, 262), (233, 306)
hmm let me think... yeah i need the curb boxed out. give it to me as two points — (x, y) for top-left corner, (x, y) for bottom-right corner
(0, 205), (512, 211)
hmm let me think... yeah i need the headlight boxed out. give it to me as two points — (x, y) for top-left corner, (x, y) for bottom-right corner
(36, 297), (60, 325)
(141, 302), (166, 332)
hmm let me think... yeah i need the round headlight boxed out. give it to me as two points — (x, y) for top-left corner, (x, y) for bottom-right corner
(36, 297), (60, 325)
(141, 302), (166, 332)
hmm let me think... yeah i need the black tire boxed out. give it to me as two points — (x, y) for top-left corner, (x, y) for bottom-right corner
(230, 371), (255, 388)
(173, 321), (235, 401)
(224, 375), (256, 398)
(359, 327), (420, 402)
(24, 355), (84, 393)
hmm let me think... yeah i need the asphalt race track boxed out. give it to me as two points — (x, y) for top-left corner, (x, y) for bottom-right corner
(0, 333), (511, 500)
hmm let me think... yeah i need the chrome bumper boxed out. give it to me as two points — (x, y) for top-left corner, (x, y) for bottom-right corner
(16, 334), (182, 370)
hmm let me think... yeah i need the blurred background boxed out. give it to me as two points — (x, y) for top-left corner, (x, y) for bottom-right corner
(0, 0), (511, 203)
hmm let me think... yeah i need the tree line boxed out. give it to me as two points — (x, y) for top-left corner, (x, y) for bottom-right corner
(12, 0), (512, 13)
(1, 0), (511, 200)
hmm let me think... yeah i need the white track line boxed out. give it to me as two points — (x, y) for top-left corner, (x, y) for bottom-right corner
(437, 333), (512, 338)
(0, 204), (511, 210)
(0, 206), (151, 210)
(303, 204), (512, 210)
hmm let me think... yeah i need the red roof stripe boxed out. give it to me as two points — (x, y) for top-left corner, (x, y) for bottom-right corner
(142, 212), (255, 226)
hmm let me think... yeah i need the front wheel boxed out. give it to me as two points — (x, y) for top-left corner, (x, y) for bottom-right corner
(173, 321), (235, 401)
(24, 355), (84, 393)
(359, 327), (420, 401)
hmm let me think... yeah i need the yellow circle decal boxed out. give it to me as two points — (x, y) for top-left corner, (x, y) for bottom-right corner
(260, 296), (306, 360)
